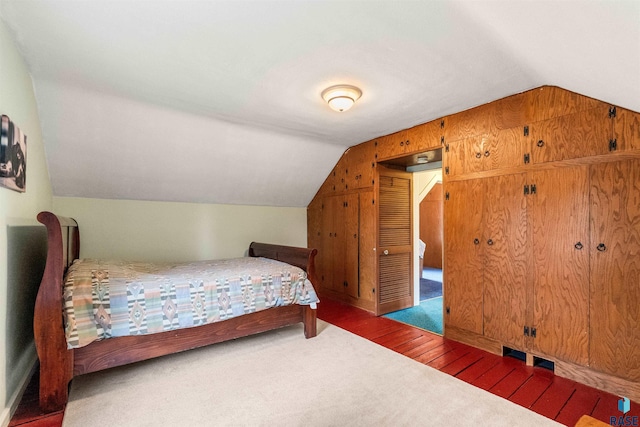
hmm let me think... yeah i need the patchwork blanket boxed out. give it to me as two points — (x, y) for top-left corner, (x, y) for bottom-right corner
(63, 257), (319, 349)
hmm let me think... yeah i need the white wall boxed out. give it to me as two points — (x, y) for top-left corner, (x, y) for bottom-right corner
(0, 20), (53, 427)
(52, 197), (308, 262)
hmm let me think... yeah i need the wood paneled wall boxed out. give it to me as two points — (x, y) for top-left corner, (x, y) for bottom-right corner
(419, 183), (443, 269)
(307, 86), (640, 401)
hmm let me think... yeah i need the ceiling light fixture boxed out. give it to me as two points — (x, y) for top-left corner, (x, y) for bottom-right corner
(321, 85), (362, 112)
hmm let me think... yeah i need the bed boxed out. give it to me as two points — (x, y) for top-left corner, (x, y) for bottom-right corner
(34, 211), (319, 413)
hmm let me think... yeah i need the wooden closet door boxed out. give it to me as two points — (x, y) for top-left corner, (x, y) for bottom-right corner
(320, 195), (335, 292)
(482, 126), (527, 171)
(377, 167), (413, 315)
(590, 159), (640, 381)
(322, 195), (345, 293)
(445, 136), (483, 177)
(359, 190), (376, 304)
(530, 106), (613, 163)
(530, 167), (589, 365)
(483, 173), (528, 349)
(443, 179), (484, 334)
(344, 193), (360, 299)
(377, 130), (408, 161)
(614, 107), (640, 151)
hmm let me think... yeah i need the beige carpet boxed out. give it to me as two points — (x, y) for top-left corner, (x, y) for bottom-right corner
(63, 321), (561, 426)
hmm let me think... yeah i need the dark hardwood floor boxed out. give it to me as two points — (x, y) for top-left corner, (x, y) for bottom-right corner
(10, 297), (639, 426)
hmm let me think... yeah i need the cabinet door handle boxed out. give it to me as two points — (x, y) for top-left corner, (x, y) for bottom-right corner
(487, 239), (494, 246)
(537, 140), (545, 147)
(484, 150), (490, 157)
(475, 152), (482, 159)
(473, 238), (480, 245)
(574, 242), (583, 250)
(597, 243), (607, 252)
(383, 250), (389, 255)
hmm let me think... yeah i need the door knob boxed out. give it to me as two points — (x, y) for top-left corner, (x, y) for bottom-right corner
(383, 250), (389, 255)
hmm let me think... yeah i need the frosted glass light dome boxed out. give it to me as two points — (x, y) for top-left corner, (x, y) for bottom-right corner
(321, 85), (362, 112)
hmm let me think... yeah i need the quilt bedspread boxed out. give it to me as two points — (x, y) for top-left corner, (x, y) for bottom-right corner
(62, 257), (319, 349)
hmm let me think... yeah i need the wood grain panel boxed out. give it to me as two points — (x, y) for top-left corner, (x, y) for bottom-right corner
(589, 159), (640, 381)
(333, 156), (349, 192)
(359, 190), (376, 304)
(482, 174), (528, 349)
(344, 193), (360, 298)
(531, 106), (613, 164)
(307, 196), (322, 248)
(443, 179), (484, 335)
(377, 129), (408, 161)
(444, 105), (491, 142)
(320, 195), (335, 292)
(419, 183), (443, 269)
(530, 166), (589, 365)
(614, 107), (640, 152)
(530, 86), (604, 122)
(489, 89), (537, 130)
(318, 165), (338, 196)
(345, 141), (376, 189)
(407, 119), (443, 152)
(445, 136), (483, 176)
(483, 126), (527, 171)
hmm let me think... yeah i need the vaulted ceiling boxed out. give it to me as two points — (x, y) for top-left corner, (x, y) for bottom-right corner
(1, 1), (638, 207)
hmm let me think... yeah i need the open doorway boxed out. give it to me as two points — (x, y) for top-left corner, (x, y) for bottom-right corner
(379, 149), (444, 335)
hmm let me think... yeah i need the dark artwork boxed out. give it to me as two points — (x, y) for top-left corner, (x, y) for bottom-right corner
(0, 114), (27, 193)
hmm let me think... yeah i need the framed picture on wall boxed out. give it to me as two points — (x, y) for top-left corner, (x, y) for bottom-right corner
(0, 114), (27, 193)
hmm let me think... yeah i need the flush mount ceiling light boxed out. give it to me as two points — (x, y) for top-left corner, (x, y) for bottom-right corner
(321, 85), (362, 112)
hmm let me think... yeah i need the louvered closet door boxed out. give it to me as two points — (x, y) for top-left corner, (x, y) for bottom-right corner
(377, 167), (413, 315)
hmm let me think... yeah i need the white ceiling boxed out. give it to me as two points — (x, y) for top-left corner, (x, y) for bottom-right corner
(1, 0), (639, 207)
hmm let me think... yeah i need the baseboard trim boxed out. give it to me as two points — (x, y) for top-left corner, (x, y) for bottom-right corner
(444, 325), (502, 355)
(1, 354), (38, 427)
(316, 288), (376, 313)
(444, 326), (640, 403)
(556, 360), (640, 403)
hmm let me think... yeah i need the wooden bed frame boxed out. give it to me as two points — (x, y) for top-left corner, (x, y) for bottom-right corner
(34, 211), (318, 413)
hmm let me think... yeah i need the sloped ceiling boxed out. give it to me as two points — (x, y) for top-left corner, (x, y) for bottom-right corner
(1, 0), (638, 207)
